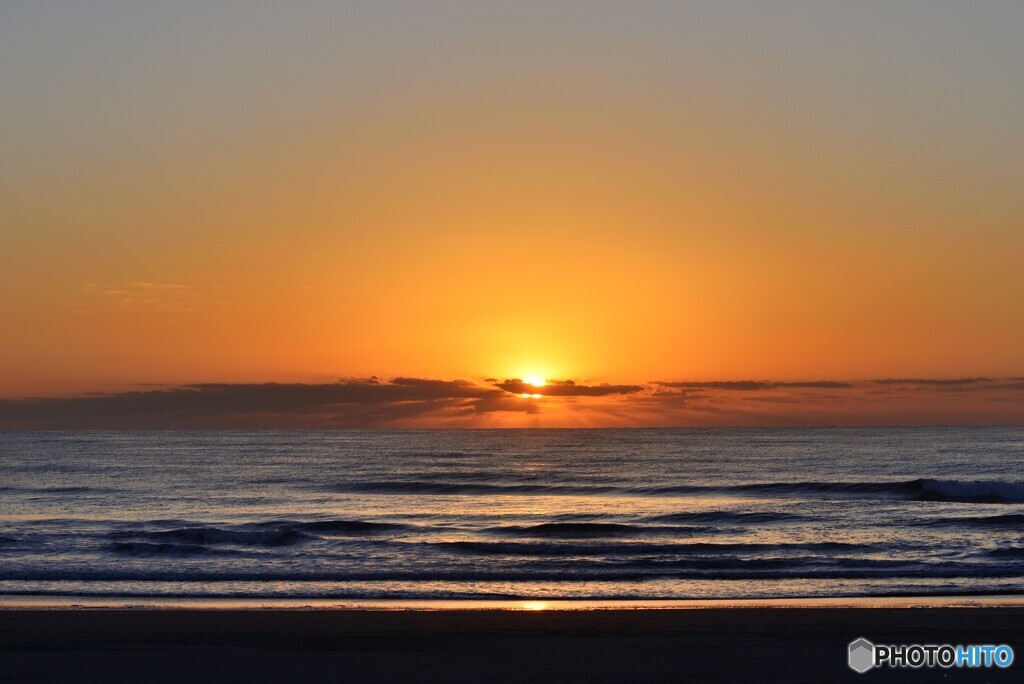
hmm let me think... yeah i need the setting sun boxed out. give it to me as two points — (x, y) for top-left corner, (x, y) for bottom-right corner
(524, 377), (546, 387)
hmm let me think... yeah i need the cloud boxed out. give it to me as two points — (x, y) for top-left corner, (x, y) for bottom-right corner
(0, 379), (510, 429)
(872, 378), (993, 386)
(655, 380), (853, 390)
(495, 379), (645, 397)
(77, 281), (206, 313)
(991, 382), (1024, 391)
(2, 375), (1023, 429)
(631, 377), (1024, 427)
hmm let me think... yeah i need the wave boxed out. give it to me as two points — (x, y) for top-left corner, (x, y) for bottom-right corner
(640, 481), (919, 497)
(250, 477), (309, 485)
(638, 479), (1024, 502)
(645, 511), (802, 524)
(107, 542), (211, 556)
(39, 486), (100, 494)
(251, 520), (406, 534)
(109, 519), (405, 548)
(111, 526), (311, 547)
(922, 514), (1024, 528)
(338, 481), (621, 496)
(397, 451), (486, 459)
(4, 586), (1023, 601)
(483, 523), (714, 538)
(436, 541), (870, 557)
(0, 485), (105, 494)
(599, 556), (911, 572)
(336, 478), (1024, 503)
(915, 480), (1024, 503)
(4, 562), (1023, 583)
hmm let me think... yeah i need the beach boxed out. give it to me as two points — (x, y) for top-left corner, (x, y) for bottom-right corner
(2, 603), (1023, 683)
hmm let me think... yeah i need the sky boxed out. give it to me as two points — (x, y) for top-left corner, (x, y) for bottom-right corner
(2, 2), (1023, 427)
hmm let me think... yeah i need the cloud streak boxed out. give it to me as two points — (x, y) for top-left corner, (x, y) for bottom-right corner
(1, 376), (1023, 429)
(655, 380), (853, 390)
(76, 281), (208, 314)
(872, 378), (993, 386)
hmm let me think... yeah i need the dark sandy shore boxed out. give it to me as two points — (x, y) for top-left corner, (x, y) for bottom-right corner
(2, 607), (1022, 683)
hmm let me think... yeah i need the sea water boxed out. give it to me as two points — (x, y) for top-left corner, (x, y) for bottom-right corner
(1, 428), (1022, 600)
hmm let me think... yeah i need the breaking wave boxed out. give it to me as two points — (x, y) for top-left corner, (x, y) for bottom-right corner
(337, 478), (1024, 503)
(108, 519), (406, 549)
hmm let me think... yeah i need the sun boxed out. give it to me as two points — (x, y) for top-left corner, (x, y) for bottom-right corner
(519, 376), (545, 399)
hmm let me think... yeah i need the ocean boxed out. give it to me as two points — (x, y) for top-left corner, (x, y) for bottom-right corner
(1, 428), (1022, 601)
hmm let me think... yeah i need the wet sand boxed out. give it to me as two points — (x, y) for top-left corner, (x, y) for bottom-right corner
(2, 606), (1023, 682)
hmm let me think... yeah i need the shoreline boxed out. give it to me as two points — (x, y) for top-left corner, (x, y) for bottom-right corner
(4, 593), (1024, 610)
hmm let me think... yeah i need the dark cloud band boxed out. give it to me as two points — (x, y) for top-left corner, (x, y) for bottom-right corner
(2, 375), (1022, 428)
(655, 380), (853, 390)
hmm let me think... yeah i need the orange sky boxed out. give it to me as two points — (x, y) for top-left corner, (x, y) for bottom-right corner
(2, 3), (1022, 426)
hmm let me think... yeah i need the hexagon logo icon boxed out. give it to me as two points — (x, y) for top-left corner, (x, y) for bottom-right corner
(848, 638), (875, 673)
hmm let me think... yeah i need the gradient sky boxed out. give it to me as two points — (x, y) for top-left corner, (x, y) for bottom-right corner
(2, 2), (1023, 426)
